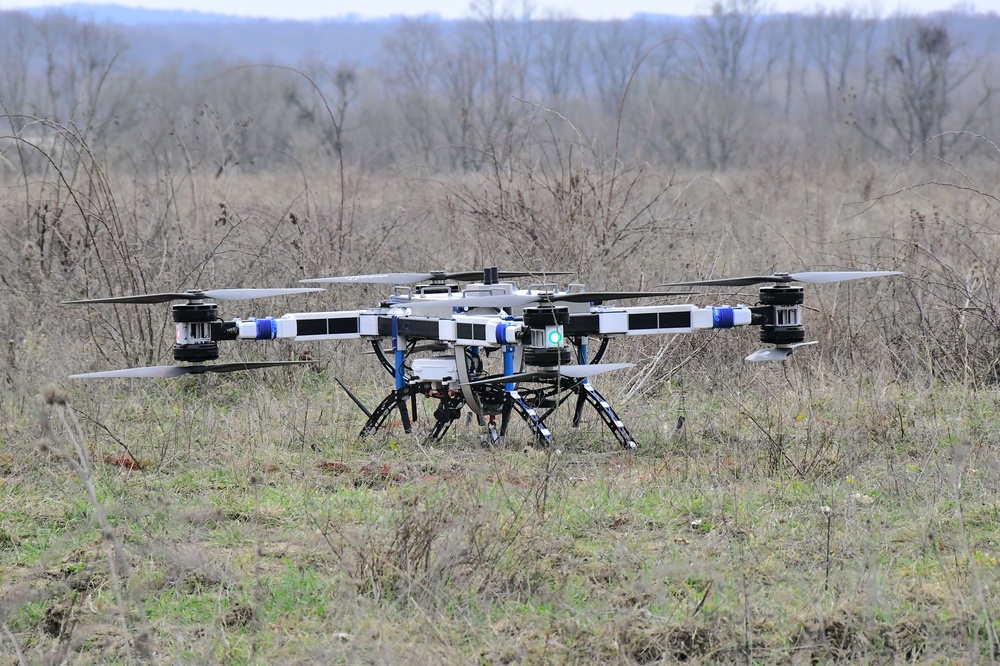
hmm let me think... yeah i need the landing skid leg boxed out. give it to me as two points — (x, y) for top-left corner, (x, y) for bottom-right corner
(481, 415), (502, 447)
(574, 383), (637, 450)
(430, 394), (464, 440)
(498, 394), (514, 444)
(572, 388), (588, 427)
(361, 389), (412, 436)
(364, 389), (473, 444)
(506, 389), (554, 447)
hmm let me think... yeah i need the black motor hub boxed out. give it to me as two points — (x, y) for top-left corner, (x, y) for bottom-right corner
(523, 305), (570, 328)
(172, 303), (220, 363)
(759, 284), (804, 306)
(523, 347), (573, 367)
(757, 285), (805, 345)
(522, 305), (571, 367)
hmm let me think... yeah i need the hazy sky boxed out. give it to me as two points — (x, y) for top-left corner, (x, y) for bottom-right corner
(0, 0), (994, 20)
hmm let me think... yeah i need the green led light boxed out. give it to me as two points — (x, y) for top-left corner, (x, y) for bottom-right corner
(547, 328), (563, 345)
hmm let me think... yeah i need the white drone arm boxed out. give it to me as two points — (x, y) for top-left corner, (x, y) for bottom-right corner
(229, 310), (524, 347)
(566, 304), (754, 337)
(231, 311), (368, 341)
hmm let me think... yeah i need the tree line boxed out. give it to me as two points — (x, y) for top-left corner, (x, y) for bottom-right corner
(1, 0), (998, 177)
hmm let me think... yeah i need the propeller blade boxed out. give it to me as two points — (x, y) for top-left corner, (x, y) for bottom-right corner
(301, 272), (437, 284)
(463, 363), (633, 386)
(787, 270), (903, 284)
(301, 270), (573, 285)
(463, 371), (550, 387)
(535, 291), (692, 304)
(64, 293), (202, 305)
(744, 348), (794, 362)
(70, 360), (314, 378)
(745, 341), (817, 362)
(70, 365), (189, 378)
(558, 362), (634, 378)
(663, 270), (902, 288)
(335, 378), (373, 419)
(403, 294), (540, 310)
(450, 270), (574, 282)
(405, 290), (688, 311)
(409, 343), (450, 354)
(200, 288), (324, 300)
(190, 361), (315, 373)
(64, 287), (323, 305)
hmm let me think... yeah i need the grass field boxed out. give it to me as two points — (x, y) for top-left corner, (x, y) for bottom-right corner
(1, 150), (999, 663)
(2, 363), (998, 663)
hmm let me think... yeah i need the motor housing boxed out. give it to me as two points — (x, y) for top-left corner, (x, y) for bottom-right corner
(172, 303), (220, 363)
(757, 285), (805, 346)
(522, 305), (572, 367)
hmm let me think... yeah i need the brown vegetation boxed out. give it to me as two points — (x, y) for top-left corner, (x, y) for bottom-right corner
(0, 2), (998, 663)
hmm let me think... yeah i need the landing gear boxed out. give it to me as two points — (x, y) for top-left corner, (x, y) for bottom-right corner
(353, 335), (634, 450)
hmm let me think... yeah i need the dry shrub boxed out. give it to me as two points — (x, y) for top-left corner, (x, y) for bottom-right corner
(323, 485), (535, 608)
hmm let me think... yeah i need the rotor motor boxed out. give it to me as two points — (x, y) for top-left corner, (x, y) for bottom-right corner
(522, 305), (572, 367)
(172, 302), (220, 363)
(757, 285), (805, 346)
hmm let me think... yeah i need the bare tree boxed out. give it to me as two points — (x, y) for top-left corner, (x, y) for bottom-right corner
(0, 12), (35, 132)
(586, 19), (657, 115)
(36, 13), (125, 127)
(379, 18), (449, 167)
(847, 18), (996, 159)
(533, 11), (582, 100)
(687, 0), (765, 169)
(286, 57), (358, 160)
(698, 0), (761, 91)
(805, 9), (877, 118)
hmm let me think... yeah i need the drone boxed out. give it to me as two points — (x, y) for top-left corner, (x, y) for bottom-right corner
(65, 267), (900, 449)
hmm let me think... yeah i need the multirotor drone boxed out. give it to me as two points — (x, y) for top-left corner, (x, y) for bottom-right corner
(66, 267), (900, 448)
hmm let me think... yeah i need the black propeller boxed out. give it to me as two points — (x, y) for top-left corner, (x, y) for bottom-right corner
(300, 270), (572, 285)
(463, 362), (633, 387)
(532, 290), (692, 304)
(70, 361), (314, 379)
(403, 290), (690, 311)
(403, 293), (541, 310)
(663, 270), (902, 288)
(63, 287), (324, 305)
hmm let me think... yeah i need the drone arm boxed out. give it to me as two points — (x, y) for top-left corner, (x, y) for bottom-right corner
(375, 313), (523, 346)
(565, 304), (755, 337)
(217, 309), (526, 355)
(219, 311), (370, 342)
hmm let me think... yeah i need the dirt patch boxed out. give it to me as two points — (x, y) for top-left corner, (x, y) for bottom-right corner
(317, 460), (351, 474)
(221, 601), (257, 629)
(41, 598), (77, 638)
(51, 539), (111, 592)
(183, 506), (226, 525)
(69, 622), (129, 655)
(620, 618), (723, 663)
(315, 460), (406, 488)
(101, 454), (144, 471)
(882, 618), (927, 662)
(182, 569), (223, 593)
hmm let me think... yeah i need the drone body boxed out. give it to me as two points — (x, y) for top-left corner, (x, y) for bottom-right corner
(66, 267), (900, 449)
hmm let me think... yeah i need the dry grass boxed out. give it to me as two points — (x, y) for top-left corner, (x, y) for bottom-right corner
(1, 376), (998, 664)
(1, 130), (999, 662)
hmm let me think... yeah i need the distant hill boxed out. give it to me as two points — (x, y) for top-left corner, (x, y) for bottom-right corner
(21, 2), (442, 24)
(16, 4), (416, 68)
(24, 3), (259, 24)
(20, 3), (696, 26)
(10, 3), (999, 71)
(123, 21), (405, 68)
